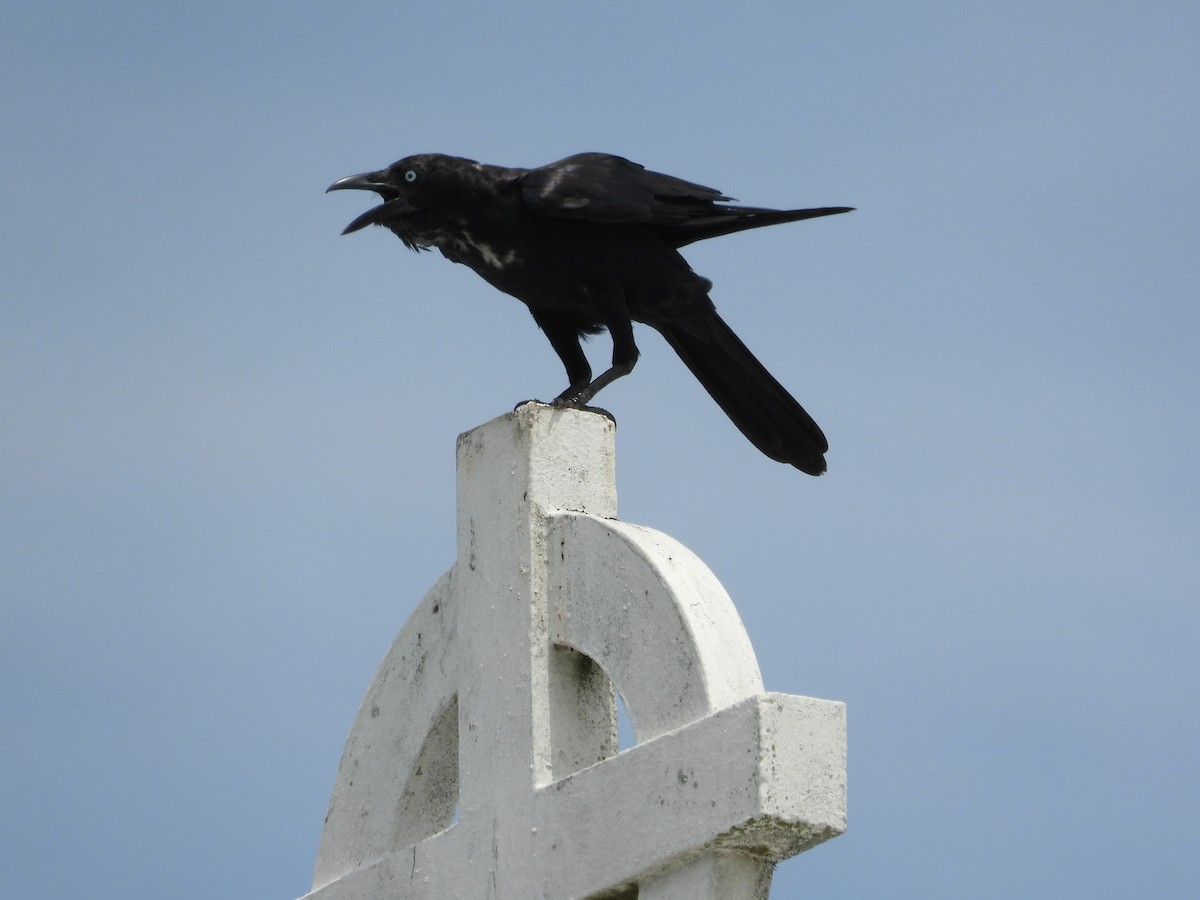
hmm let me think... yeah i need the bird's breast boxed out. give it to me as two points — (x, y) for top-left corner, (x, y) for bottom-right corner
(439, 230), (523, 272)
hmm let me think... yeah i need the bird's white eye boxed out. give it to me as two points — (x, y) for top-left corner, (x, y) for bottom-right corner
(404, 169), (419, 183)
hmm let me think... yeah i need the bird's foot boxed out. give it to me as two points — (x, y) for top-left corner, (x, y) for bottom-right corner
(513, 397), (615, 424)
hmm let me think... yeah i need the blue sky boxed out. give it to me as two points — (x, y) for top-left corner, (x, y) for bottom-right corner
(3, 2), (1197, 897)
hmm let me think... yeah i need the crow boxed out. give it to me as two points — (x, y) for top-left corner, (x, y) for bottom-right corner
(327, 152), (851, 475)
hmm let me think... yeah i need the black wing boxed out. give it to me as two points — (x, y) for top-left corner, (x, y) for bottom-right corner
(520, 153), (853, 246)
(519, 153), (732, 225)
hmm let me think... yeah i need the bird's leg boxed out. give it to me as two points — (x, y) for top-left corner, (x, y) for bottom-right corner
(563, 311), (639, 406)
(530, 312), (593, 403)
(532, 302), (639, 407)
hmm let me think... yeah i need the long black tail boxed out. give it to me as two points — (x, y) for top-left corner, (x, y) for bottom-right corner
(656, 313), (828, 475)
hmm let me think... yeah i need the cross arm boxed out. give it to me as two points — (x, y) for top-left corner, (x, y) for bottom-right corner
(529, 692), (847, 897)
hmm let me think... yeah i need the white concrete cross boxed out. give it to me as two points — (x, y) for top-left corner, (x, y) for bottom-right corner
(298, 404), (846, 900)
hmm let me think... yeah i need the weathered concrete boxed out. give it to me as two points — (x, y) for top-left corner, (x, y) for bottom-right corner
(299, 403), (846, 900)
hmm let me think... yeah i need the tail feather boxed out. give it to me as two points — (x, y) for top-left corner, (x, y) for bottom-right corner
(657, 314), (828, 475)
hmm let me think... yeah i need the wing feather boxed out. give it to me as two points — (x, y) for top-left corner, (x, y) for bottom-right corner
(519, 153), (732, 224)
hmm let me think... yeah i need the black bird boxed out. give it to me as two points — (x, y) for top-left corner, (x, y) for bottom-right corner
(327, 152), (851, 475)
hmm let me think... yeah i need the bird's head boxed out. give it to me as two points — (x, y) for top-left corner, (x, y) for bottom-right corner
(326, 153), (496, 249)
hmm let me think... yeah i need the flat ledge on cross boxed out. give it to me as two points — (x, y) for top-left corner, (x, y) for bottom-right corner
(298, 403), (846, 900)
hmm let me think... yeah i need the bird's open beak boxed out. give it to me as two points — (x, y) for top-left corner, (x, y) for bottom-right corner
(326, 172), (401, 235)
(326, 173), (390, 194)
